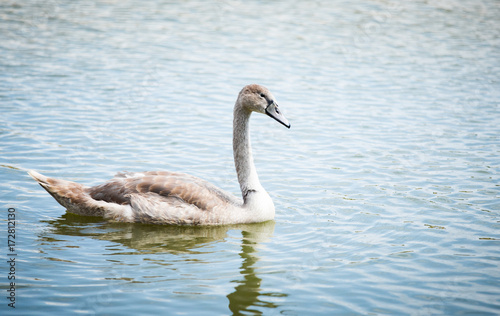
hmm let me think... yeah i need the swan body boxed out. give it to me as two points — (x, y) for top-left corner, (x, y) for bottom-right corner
(28, 84), (290, 225)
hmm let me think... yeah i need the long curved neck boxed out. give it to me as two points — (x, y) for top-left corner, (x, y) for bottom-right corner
(233, 105), (263, 203)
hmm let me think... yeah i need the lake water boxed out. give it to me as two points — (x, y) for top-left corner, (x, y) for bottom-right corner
(1, 0), (500, 315)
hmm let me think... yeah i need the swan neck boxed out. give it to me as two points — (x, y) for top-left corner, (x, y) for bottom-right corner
(233, 105), (262, 201)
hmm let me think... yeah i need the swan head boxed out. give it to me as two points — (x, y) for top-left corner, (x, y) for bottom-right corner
(238, 84), (291, 128)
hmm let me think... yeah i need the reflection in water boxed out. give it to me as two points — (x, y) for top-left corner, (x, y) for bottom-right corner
(42, 213), (237, 254)
(227, 229), (287, 315)
(41, 213), (287, 314)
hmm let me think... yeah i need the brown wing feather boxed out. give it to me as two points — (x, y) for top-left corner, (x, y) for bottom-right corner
(88, 171), (239, 212)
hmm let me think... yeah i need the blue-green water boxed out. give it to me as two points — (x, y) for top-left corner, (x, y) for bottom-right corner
(1, 0), (500, 315)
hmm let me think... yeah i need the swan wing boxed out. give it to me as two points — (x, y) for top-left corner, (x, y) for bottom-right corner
(89, 171), (240, 214)
(116, 192), (214, 225)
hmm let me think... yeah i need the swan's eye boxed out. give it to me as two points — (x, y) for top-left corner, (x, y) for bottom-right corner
(260, 93), (265, 98)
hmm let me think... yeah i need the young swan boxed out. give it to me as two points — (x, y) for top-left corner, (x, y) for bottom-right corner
(28, 84), (290, 225)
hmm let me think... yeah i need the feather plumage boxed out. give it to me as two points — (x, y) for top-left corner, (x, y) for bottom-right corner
(28, 84), (290, 225)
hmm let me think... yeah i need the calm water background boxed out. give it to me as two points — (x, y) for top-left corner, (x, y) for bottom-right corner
(1, 0), (500, 315)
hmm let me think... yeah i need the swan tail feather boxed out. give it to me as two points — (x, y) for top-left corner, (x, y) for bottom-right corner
(28, 170), (128, 218)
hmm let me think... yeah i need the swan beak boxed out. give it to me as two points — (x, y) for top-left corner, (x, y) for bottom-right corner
(265, 102), (290, 128)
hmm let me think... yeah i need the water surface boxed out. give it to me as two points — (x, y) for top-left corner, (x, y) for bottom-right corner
(1, 0), (500, 315)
